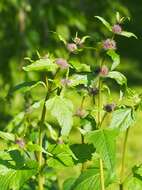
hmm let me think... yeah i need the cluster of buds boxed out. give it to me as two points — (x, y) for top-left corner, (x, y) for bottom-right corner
(103, 39), (116, 50)
(104, 103), (116, 112)
(55, 58), (69, 69)
(112, 24), (122, 34)
(67, 43), (77, 53)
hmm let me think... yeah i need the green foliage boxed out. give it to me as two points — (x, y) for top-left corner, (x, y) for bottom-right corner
(23, 58), (58, 72)
(109, 107), (135, 131)
(0, 9), (141, 190)
(85, 129), (118, 171)
(0, 150), (38, 190)
(47, 144), (77, 169)
(107, 50), (120, 70)
(107, 71), (127, 85)
(46, 96), (73, 136)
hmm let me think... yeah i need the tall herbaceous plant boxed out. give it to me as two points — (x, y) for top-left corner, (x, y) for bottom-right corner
(0, 12), (142, 190)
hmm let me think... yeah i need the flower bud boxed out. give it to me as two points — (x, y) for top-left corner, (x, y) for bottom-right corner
(16, 138), (25, 148)
(75, 108), (86, 118)
(100, 65), (109, 77)
(112, 24), (122, 34)
(103, 39), (116, 50)
(104, 103), (116, 112)
(67, 43), (77, 52)
(89, 87), (99, 96)
(55, 58), (69, 69)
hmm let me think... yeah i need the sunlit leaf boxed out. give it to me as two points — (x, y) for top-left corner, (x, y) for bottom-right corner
(85, 129), (118, 170)
(95, 16), (112, 31)
(0, 131), (15, 142)
(119, 31), (137, 39)
(23, 58), (57, 72)
(69, 60), (90, 72)
(107, 71), (127, 85)
(107, 50), (120, 70)
(109, 108), (135, 131)
(47, 144), (77, 169)
(46, 96), (73, 136)
(71, 168), (111, 190)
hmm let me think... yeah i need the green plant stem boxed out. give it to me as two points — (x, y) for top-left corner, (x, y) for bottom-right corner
(119, 128), (130, 190)
(38, 90), (49, 190)
(98, 76), (105, 190)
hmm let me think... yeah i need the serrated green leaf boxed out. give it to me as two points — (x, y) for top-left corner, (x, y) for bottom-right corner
(109, 108), (135, 131)
(47, 144), (77, 169)
(107, 50), (120, 70)
(119, 31), (137, 39)
(0, 131), (15, 142)
(46, 96), (73, 136)
(23, 58), (57, 72)
(69, 60), (90, 72)
(0, 151), (37, 190)
(85, 129), (118, 170)
(95, 16), (112, 31)
(72, 168), (111, 190)
(107, 71), (127, 85)
(10, 81), (46, 94)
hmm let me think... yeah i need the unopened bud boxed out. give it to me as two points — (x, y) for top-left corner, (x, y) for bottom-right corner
(55, 58), (69, 69)
(67, 43), (77, 52)
(104, 103), (116, 112)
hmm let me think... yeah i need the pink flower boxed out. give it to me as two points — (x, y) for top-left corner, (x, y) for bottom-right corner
(103, 39), (116, 50)
(100, 65), (109, 76)
(112, 24), (122, 34)
(67, 43), (77, 52)
(55, 58), (69, 69)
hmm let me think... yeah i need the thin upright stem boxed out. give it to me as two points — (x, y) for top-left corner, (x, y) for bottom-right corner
(119, 128), (130, 190)
(38, 92), (48, 190)
(98, 75), (105, 190)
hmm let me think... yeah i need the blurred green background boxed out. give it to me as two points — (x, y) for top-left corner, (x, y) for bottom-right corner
(0, 1), (142, 189)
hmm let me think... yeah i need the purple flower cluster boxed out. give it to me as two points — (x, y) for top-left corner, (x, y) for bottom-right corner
(67, 43), (77, 52)
(103, 39), (116, 50)
(55, 58), (69, 69)
(112, 24), (122, 34)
